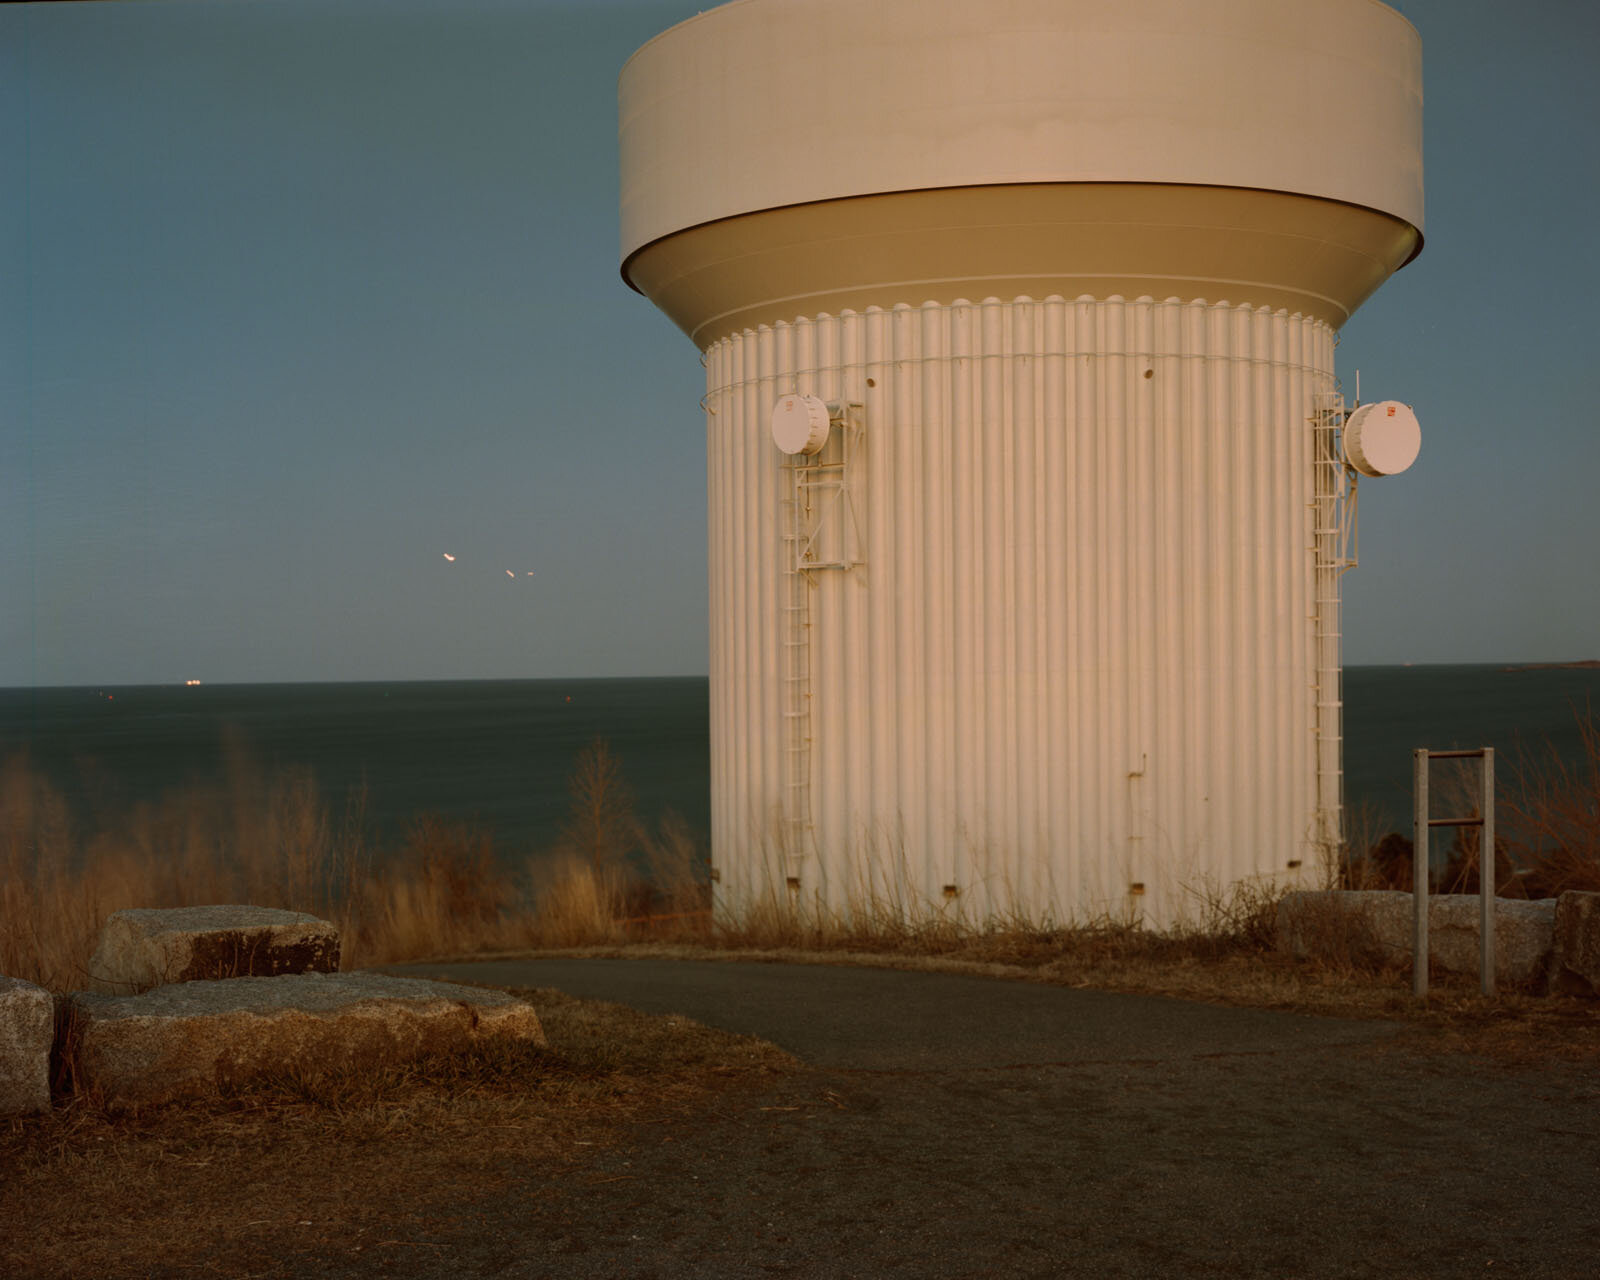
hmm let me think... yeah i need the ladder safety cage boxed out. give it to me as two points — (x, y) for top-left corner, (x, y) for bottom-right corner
(1309, 388), (1361, 858)
(777, 400), (866, 876)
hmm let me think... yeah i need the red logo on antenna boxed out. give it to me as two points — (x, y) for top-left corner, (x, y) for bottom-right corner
(1386, 405), (1396, 416)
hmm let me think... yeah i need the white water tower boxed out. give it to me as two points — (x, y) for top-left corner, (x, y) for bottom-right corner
(621, 0), (1423, 926)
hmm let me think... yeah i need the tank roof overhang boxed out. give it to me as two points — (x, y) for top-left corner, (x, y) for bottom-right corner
(624, 182), (1421, 348)
(619, 0), (1423, 342)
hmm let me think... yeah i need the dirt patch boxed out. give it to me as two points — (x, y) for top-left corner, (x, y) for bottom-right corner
(0, 988), (794, 1280)
(6, 960), (1598, 1279)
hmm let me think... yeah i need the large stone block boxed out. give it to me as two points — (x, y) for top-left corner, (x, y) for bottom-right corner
(1550, 891), (1600, 996)
(1277, 890), (1557, 987)
(89, 905), (340, 993)
(0, 976), (53, 1115)
(68, 971), (546, 1109)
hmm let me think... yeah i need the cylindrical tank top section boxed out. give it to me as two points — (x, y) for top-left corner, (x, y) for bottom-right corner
(704, 296), (1337, 927)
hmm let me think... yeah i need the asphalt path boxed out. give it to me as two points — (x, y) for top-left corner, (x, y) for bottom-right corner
(373, 958), (1600, 1279)
(386, 957), (1393, 1069)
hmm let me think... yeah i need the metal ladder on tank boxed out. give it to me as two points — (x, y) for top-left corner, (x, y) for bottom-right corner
(777, 401), (864, 886)
(1309, 387), (1361, 861)
(779, 471), (813, 879)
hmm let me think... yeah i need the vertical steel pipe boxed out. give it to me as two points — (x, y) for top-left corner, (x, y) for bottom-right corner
(1481, 748), (1496, 997)
(1413, 748), (1429, 999)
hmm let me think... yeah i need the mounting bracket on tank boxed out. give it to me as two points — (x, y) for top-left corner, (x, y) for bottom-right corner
(779, 399), (865, 574)
(1312, 389), (1361, 576)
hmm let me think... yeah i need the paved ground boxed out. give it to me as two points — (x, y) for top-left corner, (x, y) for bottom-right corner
(391, 958), (1391, 1070)
(380, 958), (1600, 1279)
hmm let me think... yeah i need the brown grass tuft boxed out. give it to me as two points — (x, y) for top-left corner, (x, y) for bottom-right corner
(1503, 704), (1600, 896)
(0, 737), (720, 989)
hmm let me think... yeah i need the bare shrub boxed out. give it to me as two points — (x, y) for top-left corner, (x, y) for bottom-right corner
(1343, 830), (1415, 891)
(1187, 876), (1282, 954)
(350, 816), (519, 965)
(1344, 715), (1600, 902)
(632, 809), (711, 938)
(533, 739), (712, 945)
(558, 737), (637, 871)
(1503, 704), (1600, 897)
(1273, 891), (1392, 975)
(1336, 801), (1387, 889)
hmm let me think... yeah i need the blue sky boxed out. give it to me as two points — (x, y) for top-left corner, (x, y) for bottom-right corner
(2, 0), (1596, 686)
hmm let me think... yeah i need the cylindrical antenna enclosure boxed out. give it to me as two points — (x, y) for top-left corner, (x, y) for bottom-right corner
(770, 393), (831, 455)
(1343, 401), (1422, 477)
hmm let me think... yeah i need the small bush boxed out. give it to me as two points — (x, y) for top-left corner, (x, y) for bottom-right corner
(557, 737), (638, 871)
(349, 815), (522, 964)
(528, 855), (629, 948)
(1504, 705), (1600, 897)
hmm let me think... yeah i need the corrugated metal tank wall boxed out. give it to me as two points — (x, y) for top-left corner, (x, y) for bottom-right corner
(704, 294), (1336, 927)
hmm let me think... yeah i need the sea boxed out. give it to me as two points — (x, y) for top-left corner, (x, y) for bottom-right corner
(1, 665), (1596, 864)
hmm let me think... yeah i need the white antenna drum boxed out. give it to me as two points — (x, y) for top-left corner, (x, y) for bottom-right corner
(1344, 400), (1422, 476)
(770, 393), (830, 455)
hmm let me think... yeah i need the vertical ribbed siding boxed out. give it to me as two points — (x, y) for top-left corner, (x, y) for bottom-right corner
(705, 295), (1336, 927)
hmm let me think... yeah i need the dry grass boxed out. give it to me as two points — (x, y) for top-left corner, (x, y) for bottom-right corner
(7, 715), (1600, 1020)
(0, 749), (389, 989)
(4, 736), (1388, 1028)
(1338, 704), (1600, 900)
(1503, 703), (1600, 896)
(0, 739), (716, 990)
(0, 985), (794, 1280)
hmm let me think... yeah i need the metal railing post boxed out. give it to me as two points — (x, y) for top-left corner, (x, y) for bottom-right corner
(1413, 746), (1495, 999)
(1481, 748), (1495, 997)
(1413, 749), (1429, 998)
